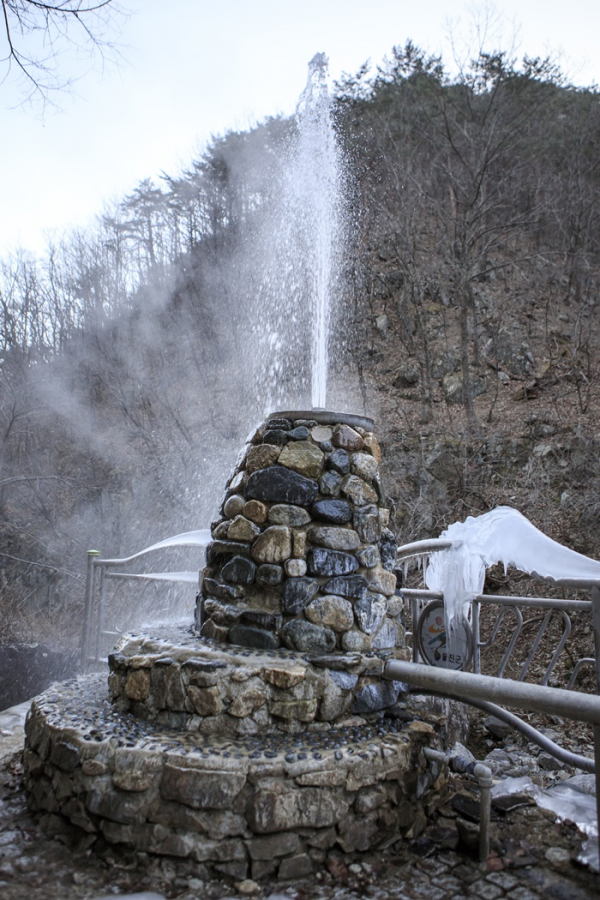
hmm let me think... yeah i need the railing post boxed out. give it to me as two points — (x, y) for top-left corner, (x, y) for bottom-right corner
(81, 550), (100, 672)
(591, 586), (600, 865)
(472, 600), (481, 673)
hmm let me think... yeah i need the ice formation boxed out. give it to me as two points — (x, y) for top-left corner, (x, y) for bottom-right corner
(102, 529), (210, 566)
(425, 506), (600, 632)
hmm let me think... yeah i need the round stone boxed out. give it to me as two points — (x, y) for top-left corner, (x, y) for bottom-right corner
(221, 555), (256, 585)
(243, 500), (268, 524)
(256, 564), (284, 585)
(288, 426), (311, 441)
(341, 630), (372, 652)
(223, 494), (245, 518)
(268, 504), (311, 526)
(311, 425), (333, 443)
(285, 558), (307, 577)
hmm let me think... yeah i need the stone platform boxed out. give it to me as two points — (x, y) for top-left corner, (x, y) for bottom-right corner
(23, 671), (447, 882)
(107, 627), (410, 734)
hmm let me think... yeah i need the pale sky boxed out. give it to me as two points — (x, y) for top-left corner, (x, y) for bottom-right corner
(2, 0), (599, 256)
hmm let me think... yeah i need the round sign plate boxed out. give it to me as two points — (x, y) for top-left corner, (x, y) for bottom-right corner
(417, 601), (473, 671)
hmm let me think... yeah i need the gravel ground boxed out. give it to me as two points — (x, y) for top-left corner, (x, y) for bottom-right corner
(1, 701), (598, 900)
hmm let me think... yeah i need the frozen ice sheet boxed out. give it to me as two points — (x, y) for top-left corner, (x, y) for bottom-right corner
(425, 506), (600, 631)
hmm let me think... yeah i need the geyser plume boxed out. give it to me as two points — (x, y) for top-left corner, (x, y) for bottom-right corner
(294, 52), (342, 408)
(244, 52), (344, 413)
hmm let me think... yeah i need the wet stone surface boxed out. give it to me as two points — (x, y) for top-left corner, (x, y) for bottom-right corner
(2, 688), (599, 899)
(3, 731), (599, 899)
(200, 414), (400, 680)
(20, 672), (449, 884)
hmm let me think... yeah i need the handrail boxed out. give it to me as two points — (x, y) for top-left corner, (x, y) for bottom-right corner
(81, 530), (209, 670)
(383, 659), (600, 725)
(97, 529), (210, 567)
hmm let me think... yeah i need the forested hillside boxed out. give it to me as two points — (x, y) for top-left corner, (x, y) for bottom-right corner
(1, 43), (599, 648)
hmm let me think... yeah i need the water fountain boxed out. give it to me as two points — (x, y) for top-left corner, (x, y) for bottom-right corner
(21, 58), (451, 882)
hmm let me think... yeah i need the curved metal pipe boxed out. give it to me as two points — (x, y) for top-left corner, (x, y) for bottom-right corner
(410, 689), (595, 773)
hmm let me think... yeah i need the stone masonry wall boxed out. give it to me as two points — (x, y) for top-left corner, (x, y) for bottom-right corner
(198, 413), (402, 659)
(24, 675), (448, 883)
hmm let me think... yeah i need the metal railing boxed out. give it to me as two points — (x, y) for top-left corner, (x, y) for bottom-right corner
(81, 530), (209, 671)
(386, 538), (600, 863)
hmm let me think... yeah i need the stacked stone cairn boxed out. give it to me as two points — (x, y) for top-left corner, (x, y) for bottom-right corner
(23, 411), (449, 883)
(201, 412), (400, 656)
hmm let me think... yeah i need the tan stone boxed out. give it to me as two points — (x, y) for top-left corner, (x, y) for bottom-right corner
(246, 444), (281, 473)
(277, 441), (324, 478)
(161, 765), (246, 810)
(124, 669), (150, 701)
(112, 770), (155, 792)
(311, 425), (333, 443)
(248, 786), (349, 832)
(307, 525), (360, 551)
(408, 720), (436, 735)
(81, 759), (107, 776)
(228, 688), (267, 718)
(362, 433), (381, 463)
(341, 630), (372, 652)
(262, 666), (305, 689)
(188, 685), (223, 716)
(365, 567), (397, 596)
(228, 515), (261, 542)
(251, 525), (292, 564)
(229, 470), (247, 492)
(243, 499), (268, 524)
(304, 595), (354, 632)
(350, 452), (379, 482)
(332, 424), (364, 451)
(200, 619), (229, 642)
(285, 558), (307, 577)
(268, 698), (318, 721)
(341, 474), (378, 506)
(293, 529), (307, 557)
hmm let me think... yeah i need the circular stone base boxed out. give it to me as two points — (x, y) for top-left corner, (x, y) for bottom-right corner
(24, 675), (447, 882)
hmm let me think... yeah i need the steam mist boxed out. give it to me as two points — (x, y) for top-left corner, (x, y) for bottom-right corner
(0, 54), (350, 649)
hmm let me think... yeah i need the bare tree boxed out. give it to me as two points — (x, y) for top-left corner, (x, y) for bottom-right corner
(1, 0), (127, 107)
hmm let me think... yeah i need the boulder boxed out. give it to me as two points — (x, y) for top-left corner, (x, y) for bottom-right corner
(246, 465), (318, 506)
(251, 526), (292, 564)
(277, 441), (325, 479)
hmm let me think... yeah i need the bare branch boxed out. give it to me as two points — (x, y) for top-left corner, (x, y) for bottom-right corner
(0, 0), (128, 109)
